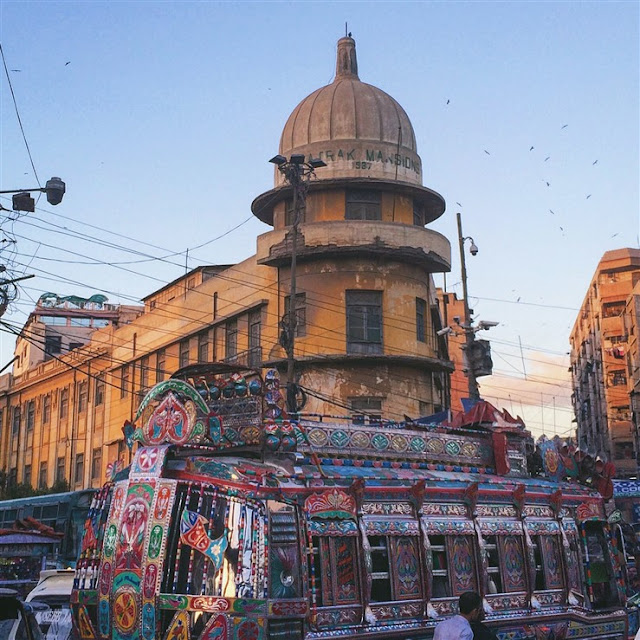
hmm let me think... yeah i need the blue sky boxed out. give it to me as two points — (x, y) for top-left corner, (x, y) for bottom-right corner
(0, 1), (638, 437)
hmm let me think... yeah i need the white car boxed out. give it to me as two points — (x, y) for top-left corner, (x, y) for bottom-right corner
(25, 572), (74, 640)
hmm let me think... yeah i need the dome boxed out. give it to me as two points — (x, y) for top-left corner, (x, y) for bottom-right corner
(276, 37), (424, 188)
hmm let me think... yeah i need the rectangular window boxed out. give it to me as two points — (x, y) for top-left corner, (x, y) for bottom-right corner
(156, 349), (166, 383)
(45, 335), (62, 355)
(368, 534), (423, 603)
(91, 448), (102, 481)
(284, 293), (306, 337)
(532, 535), (564, 591)
(60, 389), (69, 419)
(26, 401), (35, 432)
(197, 332), (209, 364)
(94, 376), (105, 406)
(614, 441), (634, 460)
(69, 317), (91, 327)
(41, 316), (67, 326)
(11, 407), (20, 435)
(23, 464), (32, 486)
(179, 339), (190, 368)
(310, 535), (361, 609)
(416, 297), (426, 342)
(429, 534), (478, 598)
(77, 381), (88, 413)
(120, 366), (129, 399)
(350, 397), (382, 424)
(140, 355), (149, 390)
(225, 319), (238, 360)
(345, 189), (381, 220)
(602, 302), (625, 318)
(610, 370), (627, 386)
(38, 462), (47, 489)
(430, 534), (450, 597)
(162, 485), (265, 600)
(285, 198), (305, 226)
(56, 456), (66, 484)
(248, 310), (261, 366)
(346, 290), (383, 354)
(583, 523), (619, 608)
(369, 535), (392, 602)
(74, 453), (84, 486)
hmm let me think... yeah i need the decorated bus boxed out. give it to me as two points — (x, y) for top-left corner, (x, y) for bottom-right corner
(71, 364), (629, 640)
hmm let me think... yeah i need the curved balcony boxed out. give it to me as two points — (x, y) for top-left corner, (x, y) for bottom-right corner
(256, 221), (451, 272)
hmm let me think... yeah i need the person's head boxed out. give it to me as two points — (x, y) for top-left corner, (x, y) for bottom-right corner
(458, 591), (483, 621)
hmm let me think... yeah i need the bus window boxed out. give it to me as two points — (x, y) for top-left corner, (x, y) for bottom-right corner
(163, 485), (265, 601)
(367, 533), (422, 603)
(369, 536), (392, 602)
(499, 535), (527, 592)
(268, 502), (302, 600)
(484, 536), (503, 593)
(583, 523), (620, 609)
(429, 535), (450, 598)
(310, 536), (360, 607)
(531, 535), (564, 591)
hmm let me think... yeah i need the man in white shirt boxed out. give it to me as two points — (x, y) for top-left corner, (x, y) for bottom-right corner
(434, 591), (483, 640)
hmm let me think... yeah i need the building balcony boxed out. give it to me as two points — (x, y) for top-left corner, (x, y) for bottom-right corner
(256, 221), (451, 272)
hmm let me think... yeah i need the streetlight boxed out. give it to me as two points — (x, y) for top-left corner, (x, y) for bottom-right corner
(0, 177), (66, 212)
(269, 154), (325, 413)
(457, 211), (481, 401)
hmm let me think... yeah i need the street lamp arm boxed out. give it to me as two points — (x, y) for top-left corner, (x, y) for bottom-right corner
(0, 177), (66, 208)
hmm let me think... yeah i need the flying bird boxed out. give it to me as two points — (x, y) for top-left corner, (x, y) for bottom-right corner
(592, 159), (598, 165)
(545, 181), (550, 187)
(561, 124), (568, 129)
(446, 99), (450, 105)
(611, 232), (619, 238)
(586, 194), (592, 199)
(484, 150), (490, 155)
(544, 156), (550, 162)
(517, 297), (521, 302)
(10, 69), (20, 72)
(549, 209), (555, 215)
(529, 146), (534, 151)
(456, 202), (462, 207)
(65, 61), (71, 66)
(560, 226), (564, 231)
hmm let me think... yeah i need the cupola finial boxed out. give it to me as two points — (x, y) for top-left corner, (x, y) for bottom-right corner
(335, 35), (359, 81)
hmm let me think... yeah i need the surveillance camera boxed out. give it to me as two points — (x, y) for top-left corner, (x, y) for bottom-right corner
(437, 327), (452, 337)
(479, 320), (499, 329)
(469, 242), (479, 256)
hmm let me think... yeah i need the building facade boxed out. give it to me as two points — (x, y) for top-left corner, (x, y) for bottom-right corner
(0, 36), (454, 491)
(569, 248), (640, 478)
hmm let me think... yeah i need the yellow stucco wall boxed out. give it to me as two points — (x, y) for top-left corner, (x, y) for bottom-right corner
(0, 204), (451, 489)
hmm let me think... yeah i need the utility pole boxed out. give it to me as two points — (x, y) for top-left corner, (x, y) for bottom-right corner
(269, 154), (325, 413)
(457, 212), (480, 401)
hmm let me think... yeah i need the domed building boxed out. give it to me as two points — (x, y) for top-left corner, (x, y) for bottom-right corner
(252, 35), (452, 419)
(0, 36), (454, 491)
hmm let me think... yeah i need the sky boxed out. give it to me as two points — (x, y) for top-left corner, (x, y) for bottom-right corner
(0, 1), (638, 439)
